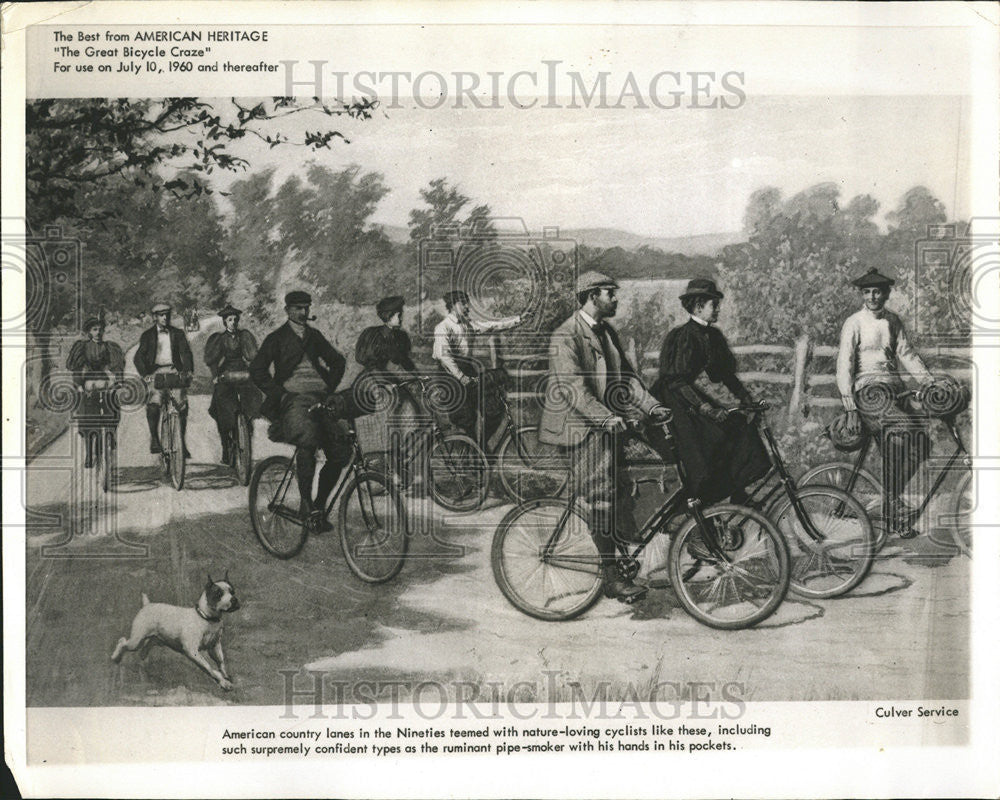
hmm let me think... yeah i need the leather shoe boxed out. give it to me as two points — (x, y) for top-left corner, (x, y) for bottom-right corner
(601, 566), (647, 604)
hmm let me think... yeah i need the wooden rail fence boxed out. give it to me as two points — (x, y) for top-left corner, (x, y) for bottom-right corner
(499, 335), (971, 418)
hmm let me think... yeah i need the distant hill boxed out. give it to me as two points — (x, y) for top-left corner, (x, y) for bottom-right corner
(377, 223), (743, 257)
(560, 228), (744, 257)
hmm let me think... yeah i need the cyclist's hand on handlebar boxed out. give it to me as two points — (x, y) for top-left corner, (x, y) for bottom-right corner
(700, 403), (729, 424)
(603, 415), (627, 433)
(648, 405), (671, 424)
(845, 410), (862, 436)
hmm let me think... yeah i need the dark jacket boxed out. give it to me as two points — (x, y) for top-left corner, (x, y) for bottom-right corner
(133, 326), (194, 376)
(250, 322), (346, 421)
(652, 319), (768, 503)
(355, 325), (416, 372)
(204, 329), (259, 377)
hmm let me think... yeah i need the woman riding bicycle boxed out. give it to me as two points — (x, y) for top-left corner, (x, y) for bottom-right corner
(204, 304), (261, 465)
(652, 279), (770, 506)
(66, 316), (125, 468)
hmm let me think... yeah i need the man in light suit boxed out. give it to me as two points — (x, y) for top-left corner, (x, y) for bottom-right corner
(539, 271), (670, 603)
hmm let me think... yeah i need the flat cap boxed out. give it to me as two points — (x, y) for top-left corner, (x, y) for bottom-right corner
(575, 270), (619, 295)
(376, 295), (405, 321)
(679, 278), (724, 301)
(151, 302), (171, 314)
(217, 304), (242, 318)
(851, 267), (894, 288)
(284, 290), (313, 306)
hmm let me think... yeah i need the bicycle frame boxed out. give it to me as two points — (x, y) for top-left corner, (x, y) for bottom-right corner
(840, 415), (970, 524)
(265, 420), (373, 526)
(538, 422), (738, 573)
(741, 411), (829, 545)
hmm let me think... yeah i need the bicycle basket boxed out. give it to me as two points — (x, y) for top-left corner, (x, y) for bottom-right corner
(824, 412), (866, 453)
(154, 372), (192, 390)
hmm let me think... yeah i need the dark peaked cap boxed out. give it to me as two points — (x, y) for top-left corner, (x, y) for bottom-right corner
(851, 267), (895, 288)
(284, 290), (312, 306)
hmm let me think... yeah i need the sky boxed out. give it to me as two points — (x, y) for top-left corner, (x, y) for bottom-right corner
(202, 94), (970, 240)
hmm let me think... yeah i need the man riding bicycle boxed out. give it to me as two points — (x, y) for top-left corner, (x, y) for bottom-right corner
(66, 316), (125, 467)
(538, 271), (671, 604)
(836, 267), (933, 536)
(250, 290), (351, 534)
(204, 304), (261, 465)
(432, 289), (522, 443)
(133, 302), (194, 457)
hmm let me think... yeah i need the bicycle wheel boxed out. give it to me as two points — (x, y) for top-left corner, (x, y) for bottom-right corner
(249, 455), (307, 559)
(159, 414), (171, 477)
(339, 471), (407, 583)
(491, 499), (604, 621)
(167, 411), (185, 490)
(769, 486), (875, 598)
(497, 426), (570, 503)
(948, 471), (973, 557)
(668, 504), (790, 630)
(800, 461), (882, 513)
(100, 429), (115, 493)
(234, 413), (253, 486)
(800, 460), (885, 549)
(429, 433), (490, 512)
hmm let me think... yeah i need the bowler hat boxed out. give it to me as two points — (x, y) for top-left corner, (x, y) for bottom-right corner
(376, 295), (405, 321)
(151, 302), (171, 314)
(284, 290), (312, 307)
(444, 290), (469, 308)
(851, 267), (894, 288)
(83, 316), (104, 332)
(218, 304), (242, 319)
(575, 270), (619, 295)
(679, 278), (724, 301)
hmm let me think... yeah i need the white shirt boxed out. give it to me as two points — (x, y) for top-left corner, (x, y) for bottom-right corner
(432, 310), (519, 381)
(836, 305), (931, 411)
(154, 327), (173, 366)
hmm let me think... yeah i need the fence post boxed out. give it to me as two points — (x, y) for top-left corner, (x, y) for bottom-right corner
(788, 334), (811, 417)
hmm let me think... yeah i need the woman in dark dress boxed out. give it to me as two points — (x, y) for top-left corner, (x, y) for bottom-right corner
(652, 279), (770, 505)
(66, 316), (126, 467)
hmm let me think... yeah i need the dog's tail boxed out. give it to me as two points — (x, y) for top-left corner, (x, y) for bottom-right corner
(141, 593), (150, 607)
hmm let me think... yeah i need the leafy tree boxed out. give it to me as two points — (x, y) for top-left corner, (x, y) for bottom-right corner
(407, 178), (496, 244)
(271, 164), (398, 305)
(26, 97), (376, 226)
(717, 183), (882, 344)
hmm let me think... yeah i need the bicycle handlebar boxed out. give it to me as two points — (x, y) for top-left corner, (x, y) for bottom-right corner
(724, 401), (771, 415)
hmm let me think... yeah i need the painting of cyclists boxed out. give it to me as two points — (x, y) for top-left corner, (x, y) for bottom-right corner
(21, 91), (976, 711)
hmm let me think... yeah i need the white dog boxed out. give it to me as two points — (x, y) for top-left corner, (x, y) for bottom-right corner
(111, 574), (241, 690)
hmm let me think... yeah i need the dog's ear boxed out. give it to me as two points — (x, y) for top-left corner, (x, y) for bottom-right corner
(206, 573), (214, 588)
(223, 569), (229, 583)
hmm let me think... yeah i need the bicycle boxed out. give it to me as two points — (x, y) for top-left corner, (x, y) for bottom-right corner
(76, 378), (119, 494)
(482, 364), (570, 504)
(491, 415), (791, 629)
(217, 370), (254, 486)
(732, 402), (876, 598)
(154, 372), (190, 491)
(801, 389), (972, 555)
(247, 400), (408, 582)
(380, 376), (491, 512)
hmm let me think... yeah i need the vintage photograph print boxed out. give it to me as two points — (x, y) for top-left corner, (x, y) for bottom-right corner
(4, 3), (998, 798)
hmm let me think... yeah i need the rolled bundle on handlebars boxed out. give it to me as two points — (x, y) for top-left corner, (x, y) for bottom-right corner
(919, 375), (971, 418)
(853, 379), (897, 418)
(153, 372), (193, 390)
(218, 370), (251, 384)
